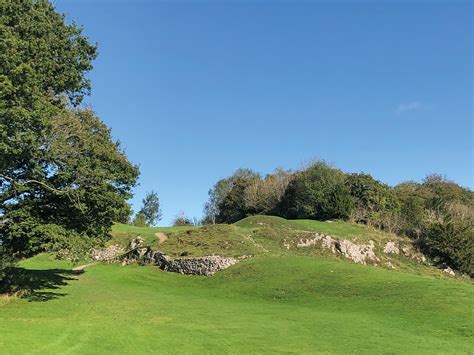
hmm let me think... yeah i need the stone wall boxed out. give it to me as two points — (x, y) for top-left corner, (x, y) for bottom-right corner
(93, 237), (239, 276)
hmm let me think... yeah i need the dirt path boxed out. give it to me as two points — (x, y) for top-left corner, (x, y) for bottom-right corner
(154, 232), (168, 244)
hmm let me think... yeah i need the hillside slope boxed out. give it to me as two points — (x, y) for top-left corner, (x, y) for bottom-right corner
(110, 216), (450, 278)
(0, 252), (472, 353)
(2, 217), (471, 353)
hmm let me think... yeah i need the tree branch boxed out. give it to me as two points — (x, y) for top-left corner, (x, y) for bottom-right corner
(0, 174), (80, 206)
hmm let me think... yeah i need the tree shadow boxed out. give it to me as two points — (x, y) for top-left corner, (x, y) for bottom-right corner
(0, 267), (82, 302)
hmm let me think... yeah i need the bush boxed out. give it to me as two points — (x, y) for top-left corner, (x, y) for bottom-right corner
(215, 169), (261, 224)
(420, 210), (473, 275)
(173, 212), (194, 226)
(244, 168), (293, 215)
(345, 173), (400, 227)
(132, 213), (148, 227)
(0, 246), (12, 286)
(278, 162), (353, 220)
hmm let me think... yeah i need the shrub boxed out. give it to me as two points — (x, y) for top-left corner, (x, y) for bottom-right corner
(244, 168), (293, 215)
(214, 169), (261, 224)
(420, 207), (473, 275)
(204, 169), (260, 224)
(278, 162), (353, 220)
(132, 212), (148, 227)
(173, 212), (194, 226)
(345, 173), (400, 226)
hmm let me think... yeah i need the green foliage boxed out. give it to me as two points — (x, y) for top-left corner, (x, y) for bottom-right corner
(211, 169), (260, 224)
(113, 202), (133, 224)
(203, 178), (233, 224)
(138, 191), (162, 226)
(217, 177), (253, 223)
(392, 178), (474, 274)
(172, 212), (194, 226)
(278, 162), (353, 220)
(243, 168), (293, 215)
(206, 165), (473, 275)
(345, 173), (399, 223)
(421, 216), (473, 275)
(0, 1), (139, 261)
(203, 169), (261, 224)
(0, 245), (12, 283)
(132, 212), (148, 227)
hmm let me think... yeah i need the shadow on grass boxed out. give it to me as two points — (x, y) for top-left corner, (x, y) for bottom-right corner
(0, 267), (82, 302)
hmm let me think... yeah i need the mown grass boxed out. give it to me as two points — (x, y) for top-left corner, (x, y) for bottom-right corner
(1, 216), (470, 353)
(0, 253), (472, 354)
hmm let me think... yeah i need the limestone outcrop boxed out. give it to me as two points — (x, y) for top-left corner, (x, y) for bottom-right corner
(297, 233), (379, 265)
(383, 241), (399, 255)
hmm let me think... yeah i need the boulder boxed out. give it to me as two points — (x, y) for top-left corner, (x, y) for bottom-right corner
(443, 267), (455, 276)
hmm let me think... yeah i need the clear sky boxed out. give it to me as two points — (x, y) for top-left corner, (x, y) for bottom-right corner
(55, 0), (473, 225)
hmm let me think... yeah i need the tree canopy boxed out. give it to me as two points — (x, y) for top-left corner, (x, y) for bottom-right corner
(0, 0), (139, 262)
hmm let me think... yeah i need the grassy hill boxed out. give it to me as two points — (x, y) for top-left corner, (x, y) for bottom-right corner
(110, 216), (440, 275)
(0, 216), (472, 353)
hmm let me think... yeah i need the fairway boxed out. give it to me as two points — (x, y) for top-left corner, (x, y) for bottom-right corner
(1, 253), (472, 354)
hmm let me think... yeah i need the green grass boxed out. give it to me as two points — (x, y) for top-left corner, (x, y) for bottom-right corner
(236, 215), (396, 243)
(1, 216), (472, 353)
(0, 253), (472, 353)
(110, 223), (197, 246)
(111, 215), (404, 256)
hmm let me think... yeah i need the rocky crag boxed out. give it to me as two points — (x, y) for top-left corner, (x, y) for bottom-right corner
(293, 233), (428, 269)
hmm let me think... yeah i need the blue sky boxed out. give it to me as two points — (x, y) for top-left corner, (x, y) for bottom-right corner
(55, 0), (472, 225)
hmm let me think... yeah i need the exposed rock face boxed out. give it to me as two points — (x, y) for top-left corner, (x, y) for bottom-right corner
(335, 239), (379, 265)
(297, 233), (336, 252)
(322, 236), (337, 253)
(297, 233), (379, 265)
(297, 234), (323, 247)
(383, 241), (399, 255)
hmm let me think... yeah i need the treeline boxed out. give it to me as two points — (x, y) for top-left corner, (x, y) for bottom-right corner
(203, 162), (473, 275)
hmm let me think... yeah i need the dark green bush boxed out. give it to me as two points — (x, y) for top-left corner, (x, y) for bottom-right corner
(278, 162), (353, 220)
(420, 213), (473, 275)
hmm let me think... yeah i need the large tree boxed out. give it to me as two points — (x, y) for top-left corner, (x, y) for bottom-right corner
(0, 0), (139, 261)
